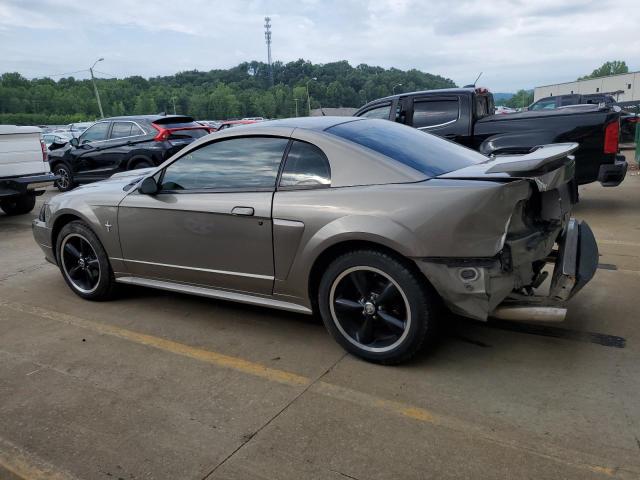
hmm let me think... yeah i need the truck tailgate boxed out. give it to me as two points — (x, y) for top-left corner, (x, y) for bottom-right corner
(0, 126), (50, 176)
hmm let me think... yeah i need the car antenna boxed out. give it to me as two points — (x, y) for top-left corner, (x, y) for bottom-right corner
(464, 72), (483, 89)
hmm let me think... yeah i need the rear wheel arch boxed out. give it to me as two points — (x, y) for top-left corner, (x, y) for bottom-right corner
(307, 239), (436, 314)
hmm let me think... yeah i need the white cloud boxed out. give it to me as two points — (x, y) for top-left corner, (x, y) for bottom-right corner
(0, 0), (638, 91)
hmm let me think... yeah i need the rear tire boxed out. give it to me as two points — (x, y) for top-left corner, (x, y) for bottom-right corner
(56, 221), (116, 301)
(54, 164), (74, 192)
(318, 249), (437, 364)
(0, 194), (36, 216)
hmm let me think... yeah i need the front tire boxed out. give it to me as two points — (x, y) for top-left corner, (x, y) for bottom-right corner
(0, 194), (36, 216)
(56, 221), (116, 300)
(54, 164), (74, 192)
(318, 250), (437, 364)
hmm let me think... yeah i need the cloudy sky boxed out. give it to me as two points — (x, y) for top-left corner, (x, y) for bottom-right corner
(0, 0), (638, 91)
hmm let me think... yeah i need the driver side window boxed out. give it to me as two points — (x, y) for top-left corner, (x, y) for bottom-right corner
(80, 122), (110, 143)
(161, 136), (289, 191)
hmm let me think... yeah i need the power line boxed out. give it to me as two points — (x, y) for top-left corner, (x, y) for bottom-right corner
(33, 69), (88, 78)
(93, 70), (117, 78)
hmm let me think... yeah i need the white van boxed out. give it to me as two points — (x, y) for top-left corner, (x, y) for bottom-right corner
(0, 125), (56, 215)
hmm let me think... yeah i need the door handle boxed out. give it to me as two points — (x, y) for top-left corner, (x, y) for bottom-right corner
(231, 206), (254, 216)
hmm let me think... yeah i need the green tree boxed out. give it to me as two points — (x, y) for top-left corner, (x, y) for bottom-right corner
(504, 90), (534, 109)
(0, 60), (457, 124)
(578, 61), (629, 80)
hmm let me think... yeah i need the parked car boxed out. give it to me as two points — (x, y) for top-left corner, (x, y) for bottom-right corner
(33, 117), (597, 364)
(355, 87), (626, 187)
(620, 110), (638, 144)
(528, 93), (617, 111)
(528, 94), (638, 144)
(213, 119), (258, 131)
(0, 125), (56, 215)
(494, 106), (516, 114)
(48, 115), (211, 191)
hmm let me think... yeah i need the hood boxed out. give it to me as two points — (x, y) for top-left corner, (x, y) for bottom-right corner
(438, 143), (578, 191)
(52, 170), (153, 206)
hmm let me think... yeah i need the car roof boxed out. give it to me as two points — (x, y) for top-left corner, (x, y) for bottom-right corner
(252, 116), (364, 131)
(360, 87), (477, 106)
(101, 115), (194, 123)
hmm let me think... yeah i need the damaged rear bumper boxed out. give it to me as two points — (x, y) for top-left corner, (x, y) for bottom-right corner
(416, 218), (598, 322)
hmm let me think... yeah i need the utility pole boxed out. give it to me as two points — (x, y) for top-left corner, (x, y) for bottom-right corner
(89, 57), (105, 118)
(306, 77), (317, 116)
(171, 97), (177, 115)
(293, 98), (299, 117)
(264, 17), (273, 86)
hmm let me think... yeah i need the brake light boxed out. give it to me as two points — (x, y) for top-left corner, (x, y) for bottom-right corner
(152, 124), (170, 141)
(603, 121), (619, 154)
(40, 139), (48, 161)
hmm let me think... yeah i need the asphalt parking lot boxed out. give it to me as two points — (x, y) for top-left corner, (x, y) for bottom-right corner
(1, 151), (639, 480)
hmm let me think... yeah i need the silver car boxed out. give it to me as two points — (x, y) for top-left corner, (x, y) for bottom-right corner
(32, 117), (597, 363)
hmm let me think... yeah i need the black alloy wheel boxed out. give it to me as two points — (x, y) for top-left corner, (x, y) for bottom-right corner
(61, 233), (101, 294)
(330, 266), (410, 352)
(56, 221), (116, 300)
(318, 250), (437, 364)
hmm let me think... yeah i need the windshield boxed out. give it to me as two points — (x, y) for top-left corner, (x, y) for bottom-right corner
(326, 119), (484, 177)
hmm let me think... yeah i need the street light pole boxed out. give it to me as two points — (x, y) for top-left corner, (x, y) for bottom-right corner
(306, 77), (317, 116)
(293, 98), (299, 117)
(392, 83), (402, 95)
(89, 57), (105, 118)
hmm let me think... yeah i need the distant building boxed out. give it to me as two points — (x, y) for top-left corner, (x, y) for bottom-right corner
(310, 107), (358, 117)
(534, 71), (640, 109)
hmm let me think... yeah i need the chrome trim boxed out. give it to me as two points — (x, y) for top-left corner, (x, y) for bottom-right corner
(110, 120), (147, 139)
(110, 257), (274, 281)
(115, 276), (312, 314)
(273, 219), (305, 228)
(417, 118), (458, 130)
(79, 120), (148, 145)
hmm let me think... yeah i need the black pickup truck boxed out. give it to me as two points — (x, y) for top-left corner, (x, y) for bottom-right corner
(354, 88), (626, 186)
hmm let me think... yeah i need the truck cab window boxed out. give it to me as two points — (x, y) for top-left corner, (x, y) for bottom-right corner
(412, 100), (459, 129)
(360, 104), (391, 120)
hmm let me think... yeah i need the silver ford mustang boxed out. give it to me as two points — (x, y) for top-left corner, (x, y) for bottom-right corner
(32, 117), (598, 364)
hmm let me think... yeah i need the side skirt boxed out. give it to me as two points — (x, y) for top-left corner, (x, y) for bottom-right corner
(115, 276), (312, 315)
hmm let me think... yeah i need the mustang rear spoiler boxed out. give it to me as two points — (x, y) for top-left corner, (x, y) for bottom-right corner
(484, 143), (579, 174)
(438, 142), (579, 191)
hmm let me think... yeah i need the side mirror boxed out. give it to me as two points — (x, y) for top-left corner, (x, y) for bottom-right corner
(69, 137), (79, 147)
(138, 176), (159, 195)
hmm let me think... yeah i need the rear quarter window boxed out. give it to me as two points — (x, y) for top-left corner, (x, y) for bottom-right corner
(327, 119), (484, 177)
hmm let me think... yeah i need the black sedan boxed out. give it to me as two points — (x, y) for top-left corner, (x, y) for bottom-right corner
(48, 115), (211, 191)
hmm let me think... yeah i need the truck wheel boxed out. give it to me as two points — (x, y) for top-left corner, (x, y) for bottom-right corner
(54, 164), (74, 192)
(56, 220), (116, 300)
(318, 250), (438, 364)
(0, 194), (36, 216)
